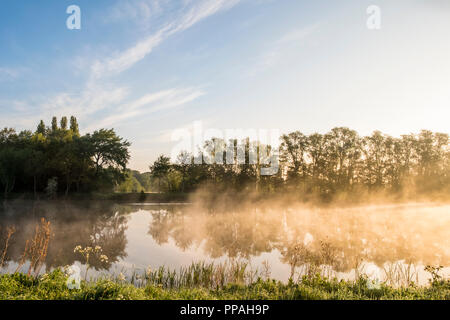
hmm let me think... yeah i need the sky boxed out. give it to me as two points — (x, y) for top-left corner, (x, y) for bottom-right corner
(0, 0), (449, 171)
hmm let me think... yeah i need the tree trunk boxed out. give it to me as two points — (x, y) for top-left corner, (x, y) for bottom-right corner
(65, 177), (70, 197)
(33, 176), (37, 199)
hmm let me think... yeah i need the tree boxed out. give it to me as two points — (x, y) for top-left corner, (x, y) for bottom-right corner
(0, 129), (22, 199)
(0, 117), (132, 197)
(306, 133), (327, 193)
(0, 116), (449, 200)
(149, 155), (172, 192)
(324, 127), (362, 192)
(25, 146), (46, 197)
(0, 147), (21, 199)
(174, 151), (193, 192)
(116, 170), (145, 193)
(362, 131), (394, 190)
(280, 131), (308, 190)
(70, 116), (80, 136)
(51, 117), (58, 132)
(87, 129), (131, 175)
(60, 117), (68, 130)
(36, 120), (46, 135)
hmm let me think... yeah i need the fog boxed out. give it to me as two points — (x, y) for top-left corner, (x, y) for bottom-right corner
(0, 197), (449, 286)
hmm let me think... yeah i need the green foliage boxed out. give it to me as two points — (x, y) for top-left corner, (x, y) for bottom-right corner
(149, 155), (172, 192)
(147, 128), (449, 200)
(0, 117), (131, 197)
(70, 116), (80, 136)
(0, 269), (448, 300)
(116, 170), (145, 193)
(115, 170), (155, 193)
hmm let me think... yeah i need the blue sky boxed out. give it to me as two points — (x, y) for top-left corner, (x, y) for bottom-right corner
(1, 0), (449, 171)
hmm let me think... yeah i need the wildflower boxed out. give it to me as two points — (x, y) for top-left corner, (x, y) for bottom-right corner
(367, 278), (381, 290)
(118, 273), (126, 282)
(100, 255), (109, 263)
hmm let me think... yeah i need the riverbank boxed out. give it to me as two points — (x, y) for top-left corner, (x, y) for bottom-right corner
(4, 190), (449, 208)
(0, 270), (448, 300)
(2, 192), (190, 203)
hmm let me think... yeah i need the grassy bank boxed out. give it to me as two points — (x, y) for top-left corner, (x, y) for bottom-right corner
(0, 269), (448, 300)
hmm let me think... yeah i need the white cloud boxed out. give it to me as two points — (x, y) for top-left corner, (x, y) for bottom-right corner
(4, 0), (239, 133)
(168, 0), (242, 34)
(92, 0), (242, 79)
(85, 87), (205, 131)
(40, 85), (129, 119)
(90, 28), (167, 78)
(107, 0), (166, 24)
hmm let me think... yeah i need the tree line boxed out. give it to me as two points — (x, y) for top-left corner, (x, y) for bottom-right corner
(0, 116), (130, 198)
(1, 119), (448, 200)
(141, 127), (449, 200)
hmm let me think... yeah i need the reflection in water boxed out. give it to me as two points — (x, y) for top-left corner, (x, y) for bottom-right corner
(0, 201), (130, 273)
(0, 201), (449, 285)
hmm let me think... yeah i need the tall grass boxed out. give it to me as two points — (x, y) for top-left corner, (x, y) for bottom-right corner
(0, 264), (448, 300)
(0, 218), (448, 298)
(0, 226), (16, 268)
(112, 260), (262, 289)
(12, 218), (51, 276)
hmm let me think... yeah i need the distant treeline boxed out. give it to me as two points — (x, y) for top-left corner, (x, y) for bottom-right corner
(1, 119), (448, 201)
(141, 127), (449, 200)
(0, 117), (130, 198)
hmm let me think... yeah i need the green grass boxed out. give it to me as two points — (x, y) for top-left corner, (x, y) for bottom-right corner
(0, 269), (448, 300)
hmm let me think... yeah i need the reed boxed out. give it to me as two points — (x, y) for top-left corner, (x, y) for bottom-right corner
(382, 261), (420, 287)
(12, 218), (51, 276)
(107, 260), (268, 290)
(0, 226), (16, 268)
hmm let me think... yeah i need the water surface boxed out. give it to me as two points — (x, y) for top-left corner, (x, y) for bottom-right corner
(0, 201), (448, 285)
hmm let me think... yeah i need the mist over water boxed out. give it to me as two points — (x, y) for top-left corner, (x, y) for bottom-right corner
(0, 200), (448, 286)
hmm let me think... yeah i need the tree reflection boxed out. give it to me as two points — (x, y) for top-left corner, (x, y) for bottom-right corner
(1, 202), (449, 277)
(145, 204), (450, 273)
(0, 201), (130, 272)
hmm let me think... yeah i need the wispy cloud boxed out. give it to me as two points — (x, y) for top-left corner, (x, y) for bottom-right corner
(249, 22), (320, 75)
(106, 0), (167, 24)
(92, 0), (242, 79)
(277, 24), (320, 44)
(0, 67), (26, 81)
(169, 0), (242, 34)
(85, 87), (205, 131)
(78, 0), (241, 131)
(4, 0), (242, 133)
(40, 85), (130, 119)
(90, 28), (167, 78)
(0, 84), (131, 130)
